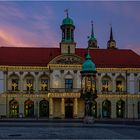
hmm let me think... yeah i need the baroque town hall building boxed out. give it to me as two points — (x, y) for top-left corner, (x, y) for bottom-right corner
(0, 13), (140, 119)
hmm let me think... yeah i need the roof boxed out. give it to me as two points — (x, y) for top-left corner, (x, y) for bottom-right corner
(62, 17), (74, 25)
(82, 53), (96, 72)
(0, 47), (140, 68)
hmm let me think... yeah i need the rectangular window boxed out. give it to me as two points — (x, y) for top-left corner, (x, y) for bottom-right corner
(102, 80), (109, 92)
(41, 79), (48, 91)
(11, 79), (18, 91)
(65, 79), (73, 90)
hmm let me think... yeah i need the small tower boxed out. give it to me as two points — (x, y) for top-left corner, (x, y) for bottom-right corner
(88, 21), (98, 49)
(60, 9), (76, 54)
(80, 50), (97, 122)
(107, 26), (117, 49)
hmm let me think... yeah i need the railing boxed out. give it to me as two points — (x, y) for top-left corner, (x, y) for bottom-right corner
(7, 89), (128, 94)
(50, 88), (81, 93)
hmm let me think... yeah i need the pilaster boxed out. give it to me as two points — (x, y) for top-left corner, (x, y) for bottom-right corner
(73, 98), (78, 118)
(61, 98), (65, 118)
(49, 98), (53, 118)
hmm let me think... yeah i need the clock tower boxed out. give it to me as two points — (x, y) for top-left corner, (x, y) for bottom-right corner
(60, 10), (76, 54)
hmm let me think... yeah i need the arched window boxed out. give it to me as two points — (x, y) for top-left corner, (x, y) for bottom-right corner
(9, 74), (19, 91)
(24, 99), (34, 117)
(39, 100), (49, 117)
(116, 100), (125, 118)
(101, 75), (112, 92)
(39, 75), (49, 91)
(116, 75), (125, 92)
(91, 100), (97, 118)
(102, 100), (111, 118)
(24, 74), (34, 92)
(9, 99), (19, 118)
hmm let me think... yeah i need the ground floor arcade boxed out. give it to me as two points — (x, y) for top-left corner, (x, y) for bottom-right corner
(0, 93), (140, 119)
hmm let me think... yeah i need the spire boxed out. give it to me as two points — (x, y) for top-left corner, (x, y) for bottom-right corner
(91, 20), (94, 37)
(88, 20), (98, 49)
(107, 24), (117, 49)
(110, 25), (113, 40)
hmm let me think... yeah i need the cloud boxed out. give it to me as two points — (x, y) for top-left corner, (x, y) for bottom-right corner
(0, 23), (58, 48)
(0, 2), (25, 20)
(0, 3), (58, 48)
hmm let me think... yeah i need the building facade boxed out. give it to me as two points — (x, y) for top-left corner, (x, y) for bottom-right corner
(0, 13), (140, 119)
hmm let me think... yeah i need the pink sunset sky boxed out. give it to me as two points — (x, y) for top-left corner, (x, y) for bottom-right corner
(0, 1), (140, 54)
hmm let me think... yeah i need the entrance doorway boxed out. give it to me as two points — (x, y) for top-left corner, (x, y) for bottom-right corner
(65, 99), (73, 118)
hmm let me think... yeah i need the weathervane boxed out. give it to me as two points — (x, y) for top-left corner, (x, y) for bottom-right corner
(64, 9), (69, 17)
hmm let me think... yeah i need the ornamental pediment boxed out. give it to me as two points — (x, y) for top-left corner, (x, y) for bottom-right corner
(49, 54), (83, 65)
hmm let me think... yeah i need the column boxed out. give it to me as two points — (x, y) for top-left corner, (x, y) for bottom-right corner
(74, 98), (78, 118)
(3, 71), (8, 93)
(19, 72), (23, 92)
(98, 76), (102, 93)
(112, 76), (116, 93)
(61, 98), (65, 118)
(111, 101), (116, 118)
(35, 72), (39, 93)
(129, 73), (135, 94)
(60, 70), (64, 88)
(49, 98), (53, 118)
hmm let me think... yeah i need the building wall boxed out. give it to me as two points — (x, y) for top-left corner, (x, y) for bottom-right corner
(0, 67), (140, 119)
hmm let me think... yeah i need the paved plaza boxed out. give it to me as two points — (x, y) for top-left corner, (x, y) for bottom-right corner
(0, 121), (139, 139)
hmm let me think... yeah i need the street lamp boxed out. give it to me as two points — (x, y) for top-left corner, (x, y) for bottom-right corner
(81, 52), (97, 123)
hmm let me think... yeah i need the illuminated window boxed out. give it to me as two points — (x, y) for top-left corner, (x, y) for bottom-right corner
(26, 79), (33, 91)
(41, 79), (48, 91)
(9, 99), (19, 118)
(11, 79), (18, 91)
(102, 80), (109, 92)
(116, 80), (123, 92)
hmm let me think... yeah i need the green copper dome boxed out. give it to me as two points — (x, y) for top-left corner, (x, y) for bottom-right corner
(82, 53), (96, 72)
(62, 17), (74, 25)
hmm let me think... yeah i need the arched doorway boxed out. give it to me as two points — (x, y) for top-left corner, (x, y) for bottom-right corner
(9, 99), (19, 118)
(65, 99), (73, 118)
(91, 100), (97, 118)
(24, 99), (34, 117)
(39, 100), (49, 117)
(116, 100), (125, 118)
(102, 100), (111, 118)
(138, 101), (140, 119)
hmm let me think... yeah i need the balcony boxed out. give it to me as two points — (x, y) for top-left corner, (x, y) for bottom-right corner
(49, 88), (81, 93)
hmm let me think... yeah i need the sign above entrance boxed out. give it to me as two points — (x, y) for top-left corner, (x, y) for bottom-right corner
(48, 92), (80, 98)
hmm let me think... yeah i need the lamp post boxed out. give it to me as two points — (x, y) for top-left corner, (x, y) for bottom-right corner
(81, 52), (97, 123)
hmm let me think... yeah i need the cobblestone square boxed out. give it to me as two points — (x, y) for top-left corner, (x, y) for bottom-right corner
(0, 122), (139, 139)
